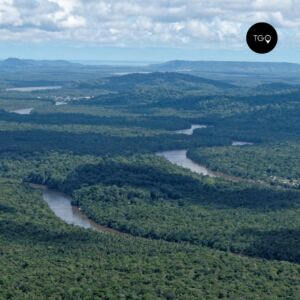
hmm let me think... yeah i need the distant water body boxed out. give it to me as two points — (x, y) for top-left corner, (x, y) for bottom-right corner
(11, 108), (33, 115)
(175, 124), (207, 135)
(31, 184), (119, 234)
(6, 86), (62, 92)
(157, 125), (251, 180)
(55, 101), (67, 106)
(72, 60), (161, 66)
(156, 150), (216, 177)
(232, 141), (254, 146)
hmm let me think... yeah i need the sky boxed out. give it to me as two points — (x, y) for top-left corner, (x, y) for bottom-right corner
(0, 0), (300, 63)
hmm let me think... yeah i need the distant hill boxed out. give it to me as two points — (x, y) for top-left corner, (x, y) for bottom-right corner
(0, 58), (80, 68)
(2, 58), (300, 87)
(99, 72), (235, 91)
(1, 58), (30, 67)
(0, 58), (147, 83)
(150, 60), (300, 75)
(2, 58), (300, 75)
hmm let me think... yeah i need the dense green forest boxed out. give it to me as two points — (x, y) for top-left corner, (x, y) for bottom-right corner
(0, 61), (300, 299)
(188, 142), (300, 188)
(2, 179), (300, 299)
(14, 152), (299, 263)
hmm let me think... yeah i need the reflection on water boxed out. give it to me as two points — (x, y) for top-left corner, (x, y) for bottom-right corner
(43, 189), (94, 229)
(35, 186), (118, 234)
(156, 150), (216, 177)
(175, 124), (207, 135)
(11, 108), (33, 115)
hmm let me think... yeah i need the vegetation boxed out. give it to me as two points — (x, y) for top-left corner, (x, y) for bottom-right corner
(188, 142), (300, 188)
(1, 179), (300, 299)
(0, 61), (300, 299)
(15, 153), (298, 263)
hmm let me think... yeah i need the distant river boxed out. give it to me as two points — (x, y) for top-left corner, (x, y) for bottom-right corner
(156, 150), (241, 181)
(156, 150), (216, 177)
(175, 124), (207, 135)
(157, 123), (251, 179)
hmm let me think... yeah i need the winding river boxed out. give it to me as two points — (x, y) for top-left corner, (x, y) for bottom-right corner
(158, 124), (251, 179)
(34, 124), (250, 231)
(156, 150), (216, 177)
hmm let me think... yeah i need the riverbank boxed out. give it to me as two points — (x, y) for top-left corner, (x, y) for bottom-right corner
(156, 149), (241, 182)
(30, 184), (120, 234)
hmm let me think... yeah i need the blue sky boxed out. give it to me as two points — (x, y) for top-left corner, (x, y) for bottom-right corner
(0, 0), (300, 63)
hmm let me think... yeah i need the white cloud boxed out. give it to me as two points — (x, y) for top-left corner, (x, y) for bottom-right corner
(0, 0), (21, 26)
(0, 0), (299, 47)
(253, 0), (294, 10)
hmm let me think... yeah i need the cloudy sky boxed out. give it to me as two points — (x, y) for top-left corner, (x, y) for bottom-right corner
(0, 0), (300, 62)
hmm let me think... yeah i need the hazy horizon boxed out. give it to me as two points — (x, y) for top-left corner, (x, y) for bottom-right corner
(1, 57), (300, 66)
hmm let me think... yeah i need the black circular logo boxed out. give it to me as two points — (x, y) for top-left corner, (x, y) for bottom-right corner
(246, 23), (278, 54)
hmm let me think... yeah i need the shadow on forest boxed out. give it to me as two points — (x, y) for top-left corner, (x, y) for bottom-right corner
(58, 161), (300, 210)
(0, 129), (214, 156)
(0, 110), (190, 130)
(0, 219), (93, 244)
(239, 228), (300, 263)
(0, 203), (16, 213)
